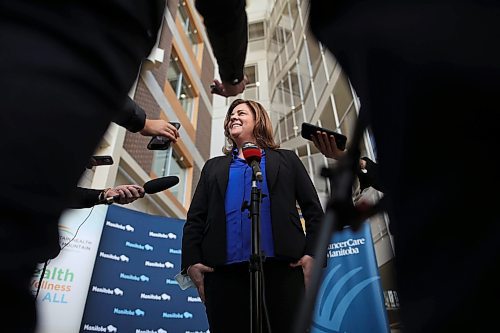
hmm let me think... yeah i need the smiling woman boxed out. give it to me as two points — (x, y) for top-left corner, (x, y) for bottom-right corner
(222, 99), (279, 158)
(181, 98), (325, 333)
(227, 103), (255, 145)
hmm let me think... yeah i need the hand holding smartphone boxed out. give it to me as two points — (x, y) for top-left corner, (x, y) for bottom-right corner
(301, 122), (347, 151)
(147, 122), (181, 150)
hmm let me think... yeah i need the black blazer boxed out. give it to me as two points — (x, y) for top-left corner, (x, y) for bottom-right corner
(67, 187), (103, 209)
(181, 148), (324, 271)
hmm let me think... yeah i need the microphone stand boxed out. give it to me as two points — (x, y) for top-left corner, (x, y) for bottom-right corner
(292, 109), (372, 333)
(242, 172), (264, 333)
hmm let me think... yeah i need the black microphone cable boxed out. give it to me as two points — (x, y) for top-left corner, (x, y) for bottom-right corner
(258, 189), (273, 333)
(35, 206), (95, 300)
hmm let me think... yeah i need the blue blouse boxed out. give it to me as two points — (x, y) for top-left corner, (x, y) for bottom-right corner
(225, 149), (274, 264)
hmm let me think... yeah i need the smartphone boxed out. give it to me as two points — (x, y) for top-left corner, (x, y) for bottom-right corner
(301, 122), (347, 151)
(86, 155), (114, 169)
(147, 121), (181, 150)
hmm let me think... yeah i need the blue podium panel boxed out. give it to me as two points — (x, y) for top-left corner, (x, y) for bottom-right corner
(311, 223), (390, 333)
(80, 205), (209, 333)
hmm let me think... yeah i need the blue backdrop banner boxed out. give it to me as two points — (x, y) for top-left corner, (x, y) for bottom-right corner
(311, 222), (389, 333)
(80, 205), (208, 333)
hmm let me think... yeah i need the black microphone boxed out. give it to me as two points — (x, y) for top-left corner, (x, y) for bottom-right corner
(143, 176), (179, 194)
(104, 176), (180, 204)
(242, 142), (263, 182)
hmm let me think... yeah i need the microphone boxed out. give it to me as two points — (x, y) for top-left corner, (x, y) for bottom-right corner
(242, 142), (263, 182)
(104, 176), (180, 204)
(143, 176), (179, 194)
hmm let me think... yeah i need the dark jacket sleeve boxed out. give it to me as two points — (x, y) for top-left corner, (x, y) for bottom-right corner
(67, 187), (103, 209)
(181, 159), (211, 273)
(112, 97), (147, 133)
(287, 151), (325, 257)
(195, 0), (247, 84)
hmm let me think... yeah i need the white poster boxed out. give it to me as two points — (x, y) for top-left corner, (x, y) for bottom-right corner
(32, 205), (108, 333)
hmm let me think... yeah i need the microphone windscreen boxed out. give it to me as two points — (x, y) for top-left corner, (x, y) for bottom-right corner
(143, 176), (179, 194)
(242, 142), (262, 162)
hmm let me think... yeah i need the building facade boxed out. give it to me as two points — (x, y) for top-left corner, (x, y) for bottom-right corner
(77, 0), (400, 329)
(79, 0), (216, 220)
(211, 0), (400, 330)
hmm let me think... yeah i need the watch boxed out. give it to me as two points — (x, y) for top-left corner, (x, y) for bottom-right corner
(231, 77), (243, 85)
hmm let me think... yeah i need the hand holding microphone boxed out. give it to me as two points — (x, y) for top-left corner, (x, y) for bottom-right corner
(102, 185), (145, 205)
(101, 176), (180, 205)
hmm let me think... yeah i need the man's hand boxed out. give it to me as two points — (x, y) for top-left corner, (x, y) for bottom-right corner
(210, 76), (248, 97)
(311, 131), (345, 160)
(187, 263), (214, 303)
(140, 119), (180, 143)
(104, 185), (145, 204)
(290, 255), (315, 290)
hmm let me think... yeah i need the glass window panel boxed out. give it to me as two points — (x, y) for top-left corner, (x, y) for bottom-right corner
(286, 111), (295, 139)
(177, 1), (200, 55)
(304, 91), (315, 120)
(314, 59), (328, 99)
(151, 149), (169, 178)
(279, 117), (287, 142)
(339, 103), (358, 139)
(289, 0), (299, 22)
(268, 63), (275, 83)
(324, 49), (338, 79)
(168, 50), (195, 119)
(298, 44), (312, 99)
(294, 105), (305, 136)
(289, 71), (301, 107)
(319, 99), (337, 131)
(333, 72), (354, 123)
(282, 75), (292, 106)
(167, 57), (181, 92)
(306, 30), (321, 76)
(243, 86), (258, 101)
(268, 27), (281, 70)
(248, 21), (265, 41)
(244, 65), (257, 85)
(151, 148), (187, 204)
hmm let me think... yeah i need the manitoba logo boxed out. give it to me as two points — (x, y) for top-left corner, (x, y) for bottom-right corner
(165, 279), (178, 285)
(113, 308), (145, 317)
(162, 311), (193, 319)
(106, 221), (134, 232)
(82, 324), (117, 332)
(91, 286), (124, 296)
(169, 248), (181, 254)
(125, 241), (154, 251)
(119, 273), (150, 282)
(187, 296), (201, 303)
(140, 293), (171, 301)
(149, 231), (177, 239)
(99, 252), (129, 262)
(144, 261), (174, 269)
(311, 264), (379, 333)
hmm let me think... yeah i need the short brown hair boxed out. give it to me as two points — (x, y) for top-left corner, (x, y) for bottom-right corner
(223, 99), (279, 154)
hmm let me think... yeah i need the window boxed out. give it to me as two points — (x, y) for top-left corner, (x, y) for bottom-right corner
(177, 1), (201, 55)
(242, 64), (259, 100)
(248, 21), (265, 41)
(167, 50), (195, 119)
(151, 147), (188, 203)
(244, 65), (258, 86)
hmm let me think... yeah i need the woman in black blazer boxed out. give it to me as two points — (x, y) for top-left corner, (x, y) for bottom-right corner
(181, 99), (324, 333)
